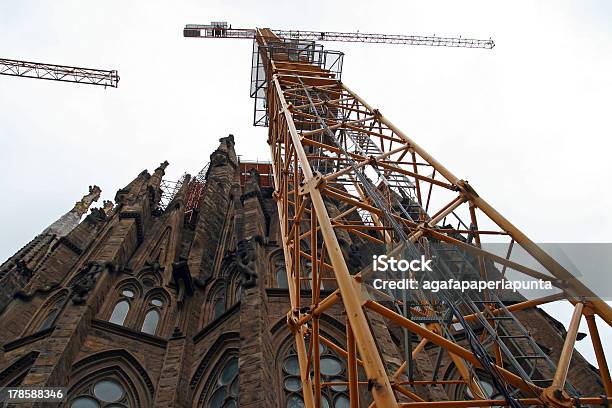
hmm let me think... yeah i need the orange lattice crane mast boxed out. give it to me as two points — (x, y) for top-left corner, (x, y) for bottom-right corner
(186, 21), (611, 408)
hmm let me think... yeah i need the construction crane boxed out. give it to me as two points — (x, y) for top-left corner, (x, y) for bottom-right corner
(185, 22), (612, 408)
(184, 22), (495, 49)
(0, 57), (119, 87)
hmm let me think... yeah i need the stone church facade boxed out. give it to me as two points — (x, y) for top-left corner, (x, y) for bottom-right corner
(0, 135), (604, 407)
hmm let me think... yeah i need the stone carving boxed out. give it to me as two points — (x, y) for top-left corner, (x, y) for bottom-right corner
(15, 259), (33, 281)
(70, 263), (106, 304)
(141, 260), (165, 275)
(14, 282), (60, 301)
(73, 185), (102, 216)
(102, 200), (115, 216)
(222, 134), (235, 146)
(155, 160), (170, 173)
(208, 136), (237, 169)
(210, 149), (229, 167)
(235, 238), (260, 289)
(171, 259), (194, 297)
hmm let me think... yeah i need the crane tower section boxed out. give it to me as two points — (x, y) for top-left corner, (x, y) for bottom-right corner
(185, 23), (612, 408)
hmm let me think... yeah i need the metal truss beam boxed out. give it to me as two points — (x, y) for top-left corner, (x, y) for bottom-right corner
(0, 58), (119, 87)
(273, 30), (494, 49)
(184, 24), (494, 49)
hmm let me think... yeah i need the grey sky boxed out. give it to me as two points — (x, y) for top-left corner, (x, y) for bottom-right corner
(1, 1), (610, 367)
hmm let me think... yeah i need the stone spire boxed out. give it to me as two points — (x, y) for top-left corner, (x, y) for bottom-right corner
(156, 160), (170, 174)
(149, 160), (169, 190)
(43, 185), (101, 237)
(147, 160), (169, 208)
(72, 185), (102, 216)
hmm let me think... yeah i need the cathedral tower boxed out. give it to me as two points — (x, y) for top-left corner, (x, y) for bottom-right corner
(0, 186), (101, 313)
(0, 136), (604, 407)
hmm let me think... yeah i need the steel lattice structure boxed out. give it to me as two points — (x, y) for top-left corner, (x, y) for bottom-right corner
(184, 23), (494, 49)
(272, 30), (494, 48)
(187, 23), (612, 408)
(0, 58), (119, 87)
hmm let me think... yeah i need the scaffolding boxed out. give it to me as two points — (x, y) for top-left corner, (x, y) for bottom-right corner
(239, 160), (275, 188)
(158, 163), (210, 225)
(250, 38), (343, 127)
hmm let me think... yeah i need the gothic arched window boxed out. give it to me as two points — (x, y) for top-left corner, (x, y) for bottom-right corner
(270, 253), (288, 289)
(67, 350), (154, 408)
(109, 301), (130, 326)
(226, 268), (243, 306)
(140, 295), (165, 335)
(191, 336), (241, 407)
(277, 267), (288, 289)
(206, 355), (239, 408)
(107, 285), (138, 327)
(141, 276), (157, 290)
(37, 295), (67, 331)
(69, 377), (132, 408)
(141, 309), (160, 335)
(25, 291), (69, 335)
(103, 278), (171, 336)
(204, 279), (228, 323)
(281, 341), (349, 407)
(212, 293), (226, 320)
(38, 306), (61, 331)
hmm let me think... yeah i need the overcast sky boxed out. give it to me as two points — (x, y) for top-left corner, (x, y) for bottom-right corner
(1, 1), (610, 368)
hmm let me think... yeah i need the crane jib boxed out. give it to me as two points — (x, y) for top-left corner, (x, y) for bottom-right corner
(183, 24), (494, 49)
